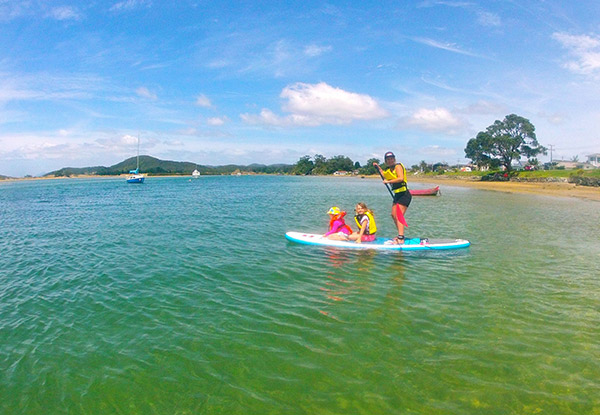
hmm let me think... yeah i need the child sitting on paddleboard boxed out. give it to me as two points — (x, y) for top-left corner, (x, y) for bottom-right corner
(349, 202), (377, 243)
(324, 206), (353, 240)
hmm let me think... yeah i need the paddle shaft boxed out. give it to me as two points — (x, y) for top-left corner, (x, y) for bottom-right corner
(376, 168), (396, 199)
(376, 165), (408, 228)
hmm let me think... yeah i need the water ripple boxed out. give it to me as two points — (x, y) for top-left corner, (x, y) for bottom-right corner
(1, 177), (599, 414)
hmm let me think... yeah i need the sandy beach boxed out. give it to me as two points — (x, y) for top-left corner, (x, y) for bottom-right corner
(408, 175), (600, 202)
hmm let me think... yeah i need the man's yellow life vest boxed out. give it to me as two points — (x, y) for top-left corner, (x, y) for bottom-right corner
(381, 163), (408, 193)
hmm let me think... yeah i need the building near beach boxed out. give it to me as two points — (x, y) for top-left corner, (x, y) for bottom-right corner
(586, 153), (600, 167)
(554, 160), (596, 170)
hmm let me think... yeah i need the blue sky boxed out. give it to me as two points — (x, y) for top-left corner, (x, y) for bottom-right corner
(1, 0), (599, 176)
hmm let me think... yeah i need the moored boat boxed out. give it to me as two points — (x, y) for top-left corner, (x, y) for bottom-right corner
(126, 170), (144, 183)
(409, 186), (440, 196)
(127, 135), (145, 184)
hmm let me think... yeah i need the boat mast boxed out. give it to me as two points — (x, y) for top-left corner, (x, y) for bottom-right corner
(136, 134), (140, 171)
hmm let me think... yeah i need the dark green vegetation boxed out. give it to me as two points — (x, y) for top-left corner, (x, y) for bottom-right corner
(291, 154), (380, 175)
(45, 156), (294, 177)
(289, 153), (600, 186)
(564, 169), (600, 186)
(465, 114), (546, 172)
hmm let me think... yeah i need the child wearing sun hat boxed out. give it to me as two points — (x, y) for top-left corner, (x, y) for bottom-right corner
(324, 206), (353, 240)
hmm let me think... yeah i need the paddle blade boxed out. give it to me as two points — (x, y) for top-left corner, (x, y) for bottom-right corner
(395, 203), (408, 227)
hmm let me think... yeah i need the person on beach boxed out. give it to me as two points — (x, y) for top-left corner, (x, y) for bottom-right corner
(324, 206), (353, 240)
(374, 152), (411, 244)
(348, 202), (377, 244)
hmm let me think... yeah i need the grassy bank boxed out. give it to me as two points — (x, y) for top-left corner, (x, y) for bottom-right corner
(420, 168), (600, 181)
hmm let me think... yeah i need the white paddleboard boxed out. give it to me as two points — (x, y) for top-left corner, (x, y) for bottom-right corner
(285, 232), (470, 251)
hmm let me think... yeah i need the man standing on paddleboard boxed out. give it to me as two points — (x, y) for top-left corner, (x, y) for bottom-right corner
(374, 152), (411, 244)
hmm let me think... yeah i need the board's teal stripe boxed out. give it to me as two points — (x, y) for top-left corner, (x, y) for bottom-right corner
(285, 232), (471, 250)
(0, 176), (599, 414)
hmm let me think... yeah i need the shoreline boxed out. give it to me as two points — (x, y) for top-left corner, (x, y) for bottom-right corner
(3, 173), (599, 202)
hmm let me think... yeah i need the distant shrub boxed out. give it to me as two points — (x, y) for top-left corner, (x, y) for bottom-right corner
(481, 171), (513, 181)
(568, 176), (600, 187)
(570, 169), (585, 177)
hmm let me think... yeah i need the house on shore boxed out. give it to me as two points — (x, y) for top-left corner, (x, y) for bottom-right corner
(554, 160), (596, 170)
(587, 153), (600, 167)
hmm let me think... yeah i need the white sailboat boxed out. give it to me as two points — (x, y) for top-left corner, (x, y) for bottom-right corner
(126, 135), (145, 183)
(192, 169), (200, 178)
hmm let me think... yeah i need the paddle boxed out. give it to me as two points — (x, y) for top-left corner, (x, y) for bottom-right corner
(375, 164), (408, 228)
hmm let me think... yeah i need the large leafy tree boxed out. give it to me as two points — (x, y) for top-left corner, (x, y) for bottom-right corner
(312, 154), (328, 175)
(326, 155), (354, 174)
(292, 155), (314, 175)
(465, 114), (546, 172)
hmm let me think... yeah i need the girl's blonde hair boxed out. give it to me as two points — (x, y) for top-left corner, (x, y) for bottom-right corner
(356, 202), (373, 215)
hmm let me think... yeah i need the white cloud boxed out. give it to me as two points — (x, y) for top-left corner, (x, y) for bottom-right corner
(203, 34), (331, 79)
(0, 1), (29, 21)
(195, 94), (212, 108)
(135, 86), (157, 100)
(241, 82), (389, 127)
(461, 100), (507, 115)
(0, 130), (157, 169)
(110, 0), (151, 12)
(304, 44), (332, 57)
(0, 108), (27, 124)
(477, 11), (501, 27)
(412, 37), (482, 58)
(241, 109), (291, 126)
(400, 107), (467, 134)
(537, 111), (566, 125)
(207, 59), (230, 69)
(48, 6), (81, 21)
(120, 134), (139, 146)
(0, 72), (103, 103)
(553, 32), (600, 75)
(207, 116), (227, 126)
(420, 145), (458, 158)
(417, 1), (473, 8)
(282, 82), (388, 120)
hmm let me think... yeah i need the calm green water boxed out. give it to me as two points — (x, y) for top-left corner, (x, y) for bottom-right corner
(1, 176), (599, 414)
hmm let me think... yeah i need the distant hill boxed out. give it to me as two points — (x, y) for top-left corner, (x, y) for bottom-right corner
(44, 156), (293, 177)
(0, 174), (11, 180)
(109, 156), (199, 175)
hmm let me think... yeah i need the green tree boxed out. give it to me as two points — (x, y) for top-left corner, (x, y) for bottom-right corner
(292, 155), (314, 175)
(360, 158), (380, 175)
(465, 114), (547, 172)
(326, 155), (354, 174)
(312, 154), (328, 175)
(465, 134), (494, 170)
(433, 162), (448, 174)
